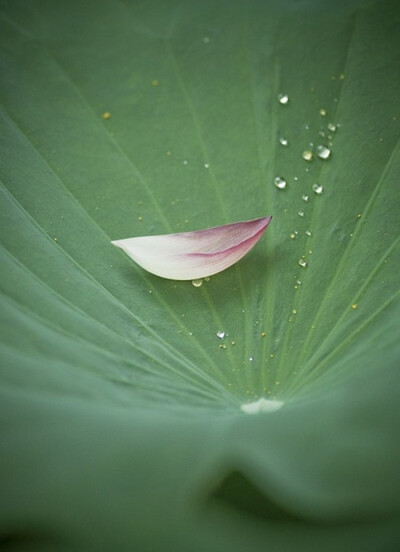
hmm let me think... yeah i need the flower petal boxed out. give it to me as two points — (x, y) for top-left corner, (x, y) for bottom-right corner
(111, 216), (272, 280)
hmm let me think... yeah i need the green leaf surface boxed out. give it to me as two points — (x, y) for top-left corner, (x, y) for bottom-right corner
(1, 0), (399, 550)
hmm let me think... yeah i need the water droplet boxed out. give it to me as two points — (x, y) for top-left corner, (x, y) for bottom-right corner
(204, 276), (211, 282)
(316, 145), (331, 159)
(304, 124), (310, 130)
(231, 340), (236, 346)
(298, 210), (305, 217)
(216, 331), (226, 339)
(298, 259), (307, 268)
(279, 136), (288, 146)
(305, 230), (312, 236)
(202, 36), (210, 44)
(327, 122), (337, 132)
(296, 280), (302, 285)
(249, 356), (254, 362)
(152, 79), (159, 87)
(319, 108), (327, 116)
(290, 233), (296, 240)
(261, 331), (266, 337)
(312, 183), (323, 195)
(102, 112), (111, 120)
(292, 309), (297, 315)
(191, 279), (203, 287)
(278, 93), (289, 105)
(219, 343), (227, 349)
(302, 194), (309, 202)
(204, 163), (210, 168)
(351, 303), (358, 310)
(274, 176), (287, 190)
(183, 159), (188, 165)
(302, 150), (313, 161)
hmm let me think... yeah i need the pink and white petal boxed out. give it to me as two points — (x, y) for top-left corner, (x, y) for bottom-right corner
(111, 216), (272, 280)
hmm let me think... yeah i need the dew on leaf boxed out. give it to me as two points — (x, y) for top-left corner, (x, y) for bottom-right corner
(316, 144), (331, 159)
(191, 279), (203, 287)
(302, 194), (310, 202)
(274, 176), (287, 190)
(319, 108), (327, 116)
(278, 93), (289, 104)
(279, 136), (288, 146)
(216, 331), (226, 339)
(298, 210), (305, 217)
(302, 150), (313, 161)
(312, 183), (323, 195)
(298, 259), (307, 268)
(305, 229), (312, 236)
(327, 122), (337, 132)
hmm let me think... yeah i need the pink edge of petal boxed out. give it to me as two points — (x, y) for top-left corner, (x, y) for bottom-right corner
(186, 216), (272, 259)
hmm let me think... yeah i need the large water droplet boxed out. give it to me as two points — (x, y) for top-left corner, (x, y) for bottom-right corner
(274, 176), (287, 190)
(312, 183), (323, 195)
(302, 150), (313, 161)
(279, 137), (288, 146)
(216, 331), (226, 339)
(278, 93), (289, 105)
(192, 279), (203, 287)
(316, 144), (331, 159)
(298, 259), (307, 268)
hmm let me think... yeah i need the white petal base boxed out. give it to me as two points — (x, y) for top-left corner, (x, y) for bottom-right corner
(241, 398), (284, 414)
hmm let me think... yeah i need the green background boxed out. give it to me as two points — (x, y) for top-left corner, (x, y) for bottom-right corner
(1, 0), (399, 550)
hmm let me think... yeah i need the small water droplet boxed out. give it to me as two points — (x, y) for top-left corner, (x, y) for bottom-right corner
(298, 259), (307, 268)
(312, 183), (323, 195)
(304, 124), (310, 130)
(302, 194), (309, 202)
(202, 36), (210, 44)
(261, 331), (266, 337)
(279, 136), (288, 146)
(292, 309), (297, 315)
(278, 93), (289, 105)
(319, 108), (327, 116)
(316, 144), (331, 159)
(302, 150), (313, 161)
(204, 163), (209, 168)
(216, 331), (226, 339)
(290, 233), (296, 240)
(204, 276), (211, 282)
(327, 122), (337, 132)
(191, 279), (203, 287)
(294, 176), (299, 181)
(219, 343), (227, 349)
(305, 230), (312, 236)
(296, 280), (302, 285)
(298, 210), (305, 217)
(274, 176), (287, 190)
(249, 356), (254, 362)
(231, 340), (236, 346)
(183, 159), (188, 165)
(351, 303), (358, 310)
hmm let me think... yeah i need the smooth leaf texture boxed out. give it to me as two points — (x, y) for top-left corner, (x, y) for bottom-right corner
(0, 0), (399, 551)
